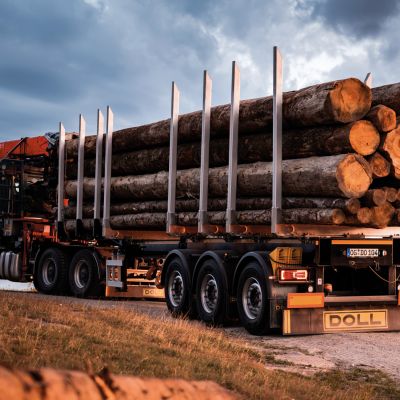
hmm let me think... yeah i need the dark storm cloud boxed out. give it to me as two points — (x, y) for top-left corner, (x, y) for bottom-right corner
(310, 0), (400, 38)
(1, 0), (400, 140)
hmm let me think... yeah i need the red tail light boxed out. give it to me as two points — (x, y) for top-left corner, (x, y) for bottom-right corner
(279, 269), (308, 281)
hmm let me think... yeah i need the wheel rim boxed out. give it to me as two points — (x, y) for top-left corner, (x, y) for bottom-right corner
(200, 273), (218, 314)
(74, 260), (90, 289)
(42, 258), (57, 286)
(242, 277), (262, 320)
(168, 271), (184, 307)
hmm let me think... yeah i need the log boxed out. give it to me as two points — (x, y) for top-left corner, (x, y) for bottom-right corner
(0, 366), (234, 400)
(371, 202), (395, 228)
(372, 83), (400, 114)
(357, 207), (373, 224)
(64, 155), (372, 201)
(383, 187), (398, 203)
(381, 127), (400, 178)
(64, 197), (360, 219)
(365, 105), (396, 132)
(367, 152), (391, 178)
(64, 208), (346, 231)
(66, 121), (380, 178)
(66, 78), (371, 158)
(362, 189), (387, 207)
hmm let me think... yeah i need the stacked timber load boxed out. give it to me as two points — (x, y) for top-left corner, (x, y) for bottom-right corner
(62, 78), (400, 232)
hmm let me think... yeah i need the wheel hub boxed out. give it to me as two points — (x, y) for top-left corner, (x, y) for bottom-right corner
(168, 271), (184, 307)
(42, 259), (57, 286)
(74, 260), (90, 289)
(242, 277), (262, 320)
(200, 273), (218, 314)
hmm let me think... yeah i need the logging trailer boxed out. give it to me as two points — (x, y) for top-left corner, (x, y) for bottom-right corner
(1, 48), (400, 335)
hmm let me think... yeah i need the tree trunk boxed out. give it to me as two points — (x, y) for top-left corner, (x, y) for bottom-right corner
(383, 187), (398, 203)
(381, 127), (400, 178)
(65, 78), (371, 158)
(371, 202), (395, 228)
(64, 197), (360, 219)
(362, 189), (387, 207)
(0, 366), (234, 400)
(64, 208), (345, 231)
(357, 207), (373, 224)
(365, 105), (396, 132)
(64, 155), (372, 201)
(372, 83), (400, 114)
(66, 121), (379, 178)
(367, 152), (391, 178)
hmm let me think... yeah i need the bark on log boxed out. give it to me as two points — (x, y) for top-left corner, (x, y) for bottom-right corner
(66, 121), (379, 178)
(0, 366), (235, 400)
(372, 83), (400, 114)
(64, 155), (372, 201)
(367, 152), (391, 178)
(371, 202), (395, 228)
(381, 127), (400, 178)
(64, 197), (360, 219)
(366, 105), (396, 132)
(64, 208), (346, 231)
(66, 78), (371, 158)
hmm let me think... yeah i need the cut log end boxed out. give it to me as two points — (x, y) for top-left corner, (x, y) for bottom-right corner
(371, 203), (395, 228)
(357, 207), (373, 224)
(329, 78), (372, 123)
(382, 127), (400, 173)
(366, 104), (397, 132)
(336, 154), (372, 198)
(348, 120), (380, 156)
(368, 152), (391, 178)
(345, 198), (361, 215)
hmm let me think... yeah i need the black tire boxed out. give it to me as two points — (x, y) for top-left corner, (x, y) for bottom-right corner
(195, 259), (228, 325)
(164, 257), (193, 317)
(68, 249), (103, 297)
(34, 248), (68, 295)
(237, 262), (270, 335)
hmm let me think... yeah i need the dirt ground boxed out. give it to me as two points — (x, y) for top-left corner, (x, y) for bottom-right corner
(3, 282), (400, 380)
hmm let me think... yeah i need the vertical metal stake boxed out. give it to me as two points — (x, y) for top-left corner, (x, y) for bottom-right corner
(272, 46), (283, 234)
(57, 122), (66, 224)
(102, 106), (114, 235)
(198, 71), (212, 233)
(226, 61), (240, 232)
(364, 72), (372, 88)
(94, 109), (104, 219)
(93, 109), (104, 237)
(76, 114), (86, 222)
(167, 82), (180, 233)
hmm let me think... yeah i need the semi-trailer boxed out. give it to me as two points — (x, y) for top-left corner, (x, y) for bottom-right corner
(1, 48), (400, 335)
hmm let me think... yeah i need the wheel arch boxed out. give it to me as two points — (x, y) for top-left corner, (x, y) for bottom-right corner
(161, 249), (194, 288)
(233, 251), (273, 297)
(192, 251), (229, 294)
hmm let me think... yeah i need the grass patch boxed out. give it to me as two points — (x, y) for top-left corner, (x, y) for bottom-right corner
(0, 291), (398, 400)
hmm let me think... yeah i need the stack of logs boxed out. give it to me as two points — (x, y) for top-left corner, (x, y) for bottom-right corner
(62, 78), (400, 232)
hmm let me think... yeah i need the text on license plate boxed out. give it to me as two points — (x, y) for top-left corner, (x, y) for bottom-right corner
(346, 248), (379, 257)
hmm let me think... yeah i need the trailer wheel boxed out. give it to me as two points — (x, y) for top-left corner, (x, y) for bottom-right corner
(195, 260), (228, 325)
(68, 249), (102, 298)
(34, 248), (68, 295)
(237, 262), (270, 335)
(165, 258), (193, 317)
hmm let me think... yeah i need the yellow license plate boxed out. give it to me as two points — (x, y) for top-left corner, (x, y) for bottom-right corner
(323, 309), (388, 332)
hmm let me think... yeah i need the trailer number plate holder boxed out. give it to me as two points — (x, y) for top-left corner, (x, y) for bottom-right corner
(346, 248), (379, 258)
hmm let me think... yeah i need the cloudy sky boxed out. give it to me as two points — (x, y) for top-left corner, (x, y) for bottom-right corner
(0, 0), (399, 140)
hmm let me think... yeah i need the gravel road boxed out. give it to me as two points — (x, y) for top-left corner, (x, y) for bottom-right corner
(3, 284), (400, 379)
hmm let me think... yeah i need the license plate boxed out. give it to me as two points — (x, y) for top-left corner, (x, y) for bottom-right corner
(324, 310), (388, 332)
(346, 248), (379, 257)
